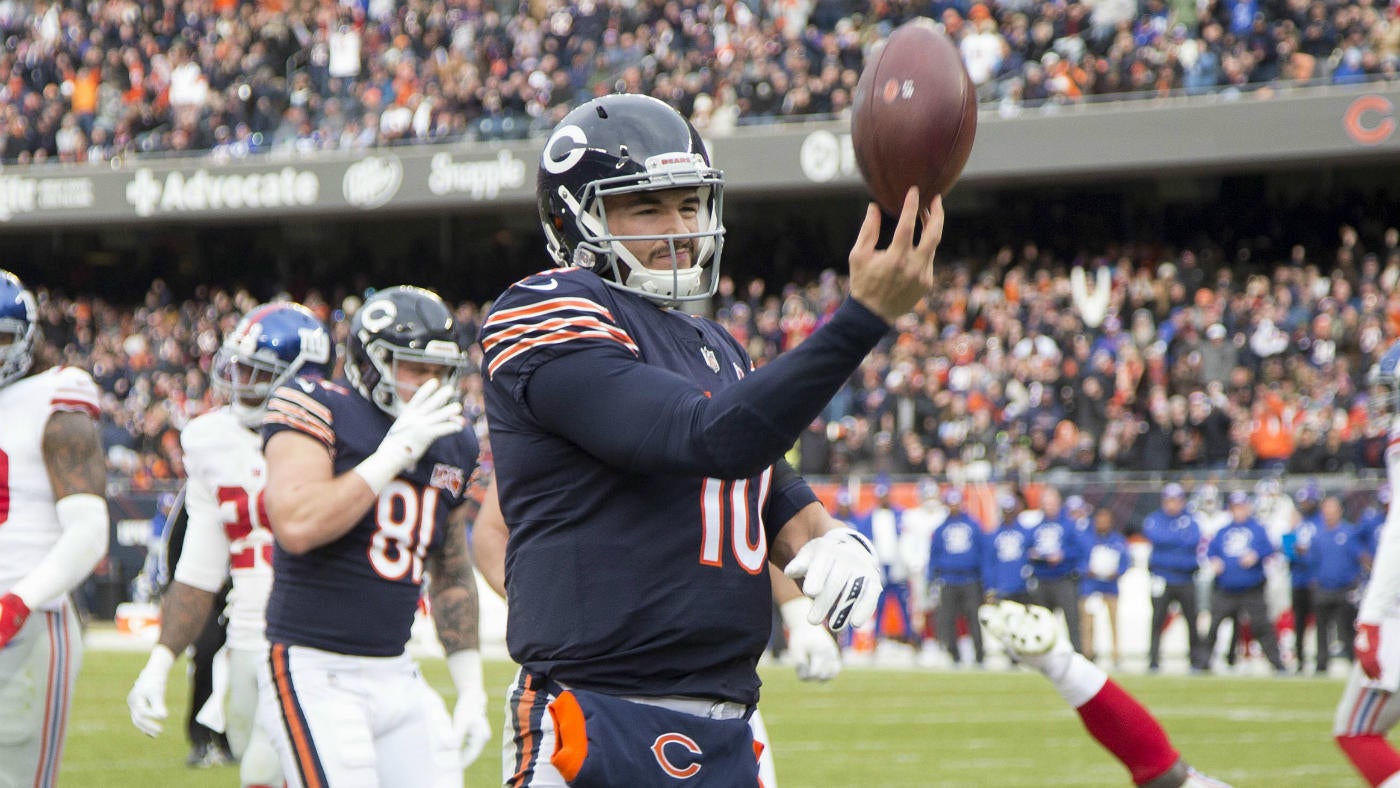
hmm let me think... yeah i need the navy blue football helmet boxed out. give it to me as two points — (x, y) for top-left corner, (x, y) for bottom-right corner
(0, 270), (36, 389)
(1369, 338), (1400, 424)
(213, 302), (334, 428)
(345, 286), (468, 417)
(537, 93), (724, 305)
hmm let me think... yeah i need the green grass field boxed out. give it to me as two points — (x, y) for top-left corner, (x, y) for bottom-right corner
(64, 650), (1359, 787)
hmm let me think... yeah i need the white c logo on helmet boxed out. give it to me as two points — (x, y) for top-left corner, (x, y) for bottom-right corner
(361, 302), (397, 332)
(542, 125), (588, 174)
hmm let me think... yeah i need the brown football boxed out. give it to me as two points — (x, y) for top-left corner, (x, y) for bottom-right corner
(851, 19), (978, 216)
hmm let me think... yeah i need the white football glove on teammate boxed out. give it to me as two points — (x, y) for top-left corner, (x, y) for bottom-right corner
(127, 644), (175, 737)
(784, 528), (882, 632)
(447, 649), (492, 769)
(354, 378), (465, 495)
(780, 597), (842, 681)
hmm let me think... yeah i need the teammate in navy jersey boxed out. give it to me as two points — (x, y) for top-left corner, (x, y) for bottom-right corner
(257, 286), (491, 788)
(481, 93), (940, 786)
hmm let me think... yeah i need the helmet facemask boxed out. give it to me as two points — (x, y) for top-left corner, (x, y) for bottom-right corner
(551, 153), (725, 307)
(213, 341), (303, 429)
(1368, 363), (1400, 425)
(0, 311), (35, 389)
(351, 337), (469, 417)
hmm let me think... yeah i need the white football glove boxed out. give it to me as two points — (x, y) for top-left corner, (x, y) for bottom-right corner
(780, 597), (842, 681)
(784, 528), (882, 632)
(127, 644), (175, 737)
(447, 650), (492, 769)
(355, 378), (465, 494)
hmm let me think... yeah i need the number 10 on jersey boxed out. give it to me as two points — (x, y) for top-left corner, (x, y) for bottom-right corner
(698, 469), (771, 574)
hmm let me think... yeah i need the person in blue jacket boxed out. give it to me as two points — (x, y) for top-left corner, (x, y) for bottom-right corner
(1202, 491), (1285, 672)
(1282, 482), (1322, 673)
(1026, 486), (1087, 653)
(985, 491), (1033, 605)
(1080, 507), (1131, 667)
(1308, 495), (1364, 675)
(1143, 483), (1206, 671)
(928, 489), (987, 666)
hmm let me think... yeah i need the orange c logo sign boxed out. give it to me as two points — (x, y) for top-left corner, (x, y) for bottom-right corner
(1344, 95), (1396, 145)
(652, 732), (703, 779)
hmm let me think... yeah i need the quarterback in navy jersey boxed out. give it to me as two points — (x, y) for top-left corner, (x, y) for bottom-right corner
(257, 286), (491, 788)
(481, 93), (943, 786)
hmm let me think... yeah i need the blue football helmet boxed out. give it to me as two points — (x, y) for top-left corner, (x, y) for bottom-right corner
(537, 93), (724, 305)
(345, 286), (469, 417)
(1369, 339), (1400, 423)
(213, 302), (334, 428)
(0, 270), (36, 389)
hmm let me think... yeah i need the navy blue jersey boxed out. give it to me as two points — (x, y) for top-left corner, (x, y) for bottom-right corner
(262, 377), (479, 657)
(481, 268), (864, 705)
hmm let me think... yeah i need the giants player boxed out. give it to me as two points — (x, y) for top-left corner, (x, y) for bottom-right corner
(1337, 340), (1400, 786)
(981, 601), (1232, 788)
(470, 475), (843, 787)
(127, 303), (333, 788)
(0, 270), (110, 788)
(483, 94), (931, 785)
(258, 286), (490, 787)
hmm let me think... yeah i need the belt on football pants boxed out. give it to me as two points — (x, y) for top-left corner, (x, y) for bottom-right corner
(619, 694), (752, 721)
(548, 676), (752, 721)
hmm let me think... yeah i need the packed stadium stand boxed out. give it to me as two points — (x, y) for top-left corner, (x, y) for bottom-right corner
(1, 0), (1397, 162)
(30, 226), (1393, 488)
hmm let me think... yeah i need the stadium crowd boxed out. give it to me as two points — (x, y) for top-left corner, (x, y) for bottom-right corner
(28, 220), (1398, 489)
(0, 0), (1396, 163)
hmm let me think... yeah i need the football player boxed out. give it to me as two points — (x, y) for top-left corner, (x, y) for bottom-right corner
(469, 475), (843, 787)
(127, 302), (333, 788)
(481, 93), (936, 785)
(1337, 340), (1400, 787)
(0, 270), (110, 788)
(981, 601), (1233, 788)
(258, 286), (490, 787)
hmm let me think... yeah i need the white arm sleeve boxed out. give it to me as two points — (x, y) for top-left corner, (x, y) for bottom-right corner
(1359, 423), (1400, 623)
(171, 479), (232, 593)
(11, 494), (110, 609)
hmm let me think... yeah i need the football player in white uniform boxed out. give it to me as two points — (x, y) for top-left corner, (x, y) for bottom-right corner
(981, 601), (1232, 788)
(0, 270), (110, 788)
(470, 474), (842, 787)
(127, 303), (334, 788)
(1337, 340), (1400, 787)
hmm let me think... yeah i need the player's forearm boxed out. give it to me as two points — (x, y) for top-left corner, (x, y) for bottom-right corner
(471, 486), (508, 600)
(430, 515), (481, 653)
(529, 299), (889, 479)
(431, 582), (481, 653)
(156, 581), (217, 654)
(770, 501), (850, 569)
(266, 473), (376, 554)
(10, 496), (109, 609)
(1360, 505), (1400, 621)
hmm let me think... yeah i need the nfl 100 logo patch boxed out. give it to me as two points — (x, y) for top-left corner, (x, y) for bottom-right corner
(430, 463), (466, 496)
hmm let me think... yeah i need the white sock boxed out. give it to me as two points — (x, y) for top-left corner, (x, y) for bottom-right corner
(1045, 651), (1109, 708)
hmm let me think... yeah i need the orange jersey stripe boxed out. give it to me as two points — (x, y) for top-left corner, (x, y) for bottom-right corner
(275, 388), (333, 424)
(482, 315), (638, 355)
(265, 412), (336, 447)
(487, 328), (640, 378)
(484, 297), (619, 332)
